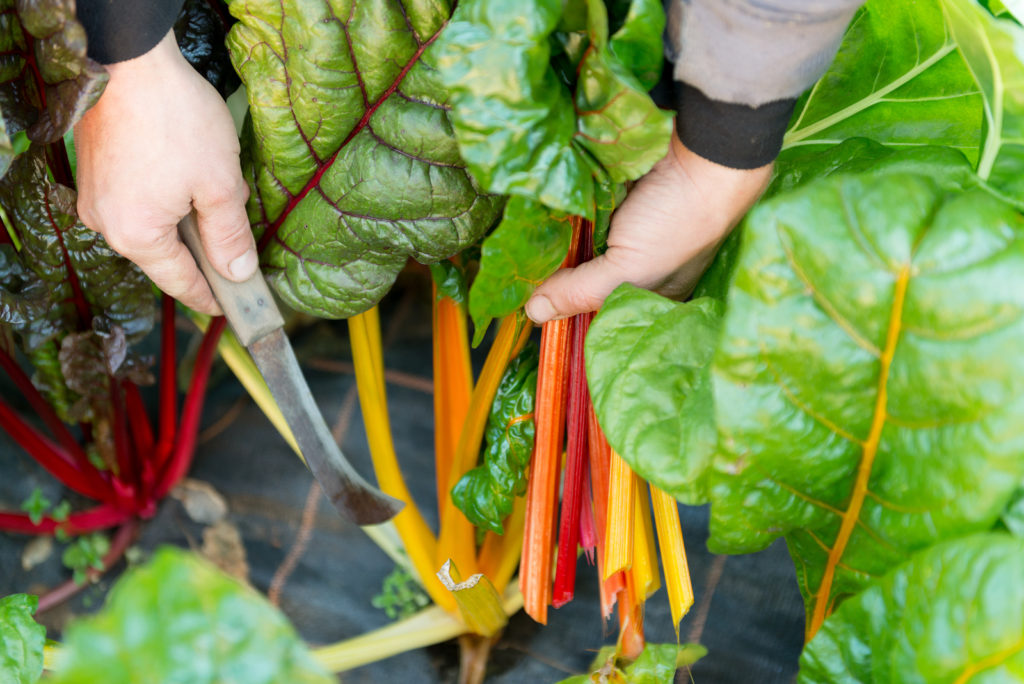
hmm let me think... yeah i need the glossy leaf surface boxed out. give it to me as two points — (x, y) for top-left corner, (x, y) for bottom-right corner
(800, 534), (1024, 683)
(781, 0), (981, 160)
(0, 147), (155, 418)
(51, 548), (332, 684)
(941, 0), (1024, 203)
(468, 197), (570, 340)
(0, 594), (43, 684)
(174, 0), (240, 98)
(227, 0), (501, 318)
(435, 0), (669, 217)
(452, 343), (538, 535)
(711, 170), (1024, 636)
(586, 285), (721, 504)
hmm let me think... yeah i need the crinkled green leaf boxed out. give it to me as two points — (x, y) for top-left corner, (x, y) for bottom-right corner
(227, 0), (500, 318)
(435, 0), (595, 215)
(1005, 486), (1024, 537)
(782, 0), (981, 161)
(435, 0), (669, 216)
(0, 594), (44, 684)
(586, 285), (721, 505)
(452, 343), (538, 535)
(556, 643), (706, 684)
(571, 0), (672, 183)
(0, 0), (106, 148)
(51, 547), (332, 684)
(468, 197), (570, 342)
(800, 533), (1024, 683)
(711, 170), (1024, 631)
(174, 0), (240, 99)
(942, 0), (1024, 205)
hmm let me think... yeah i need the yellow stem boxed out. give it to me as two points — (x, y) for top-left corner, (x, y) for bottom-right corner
(630, 476), (660, 603)
(604, 449), (636, 578)
(349, 309), (454, 613)
(650, 484), (694, 639)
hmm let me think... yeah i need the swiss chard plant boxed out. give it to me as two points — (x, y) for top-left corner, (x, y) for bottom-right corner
(586, 0), (1024, 678)
(0, 0), (235, 610)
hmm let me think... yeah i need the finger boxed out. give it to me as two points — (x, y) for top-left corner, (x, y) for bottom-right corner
(110, 226), (222, 315)
(193, 176), (257, 283)
(524, 254), (626, 324)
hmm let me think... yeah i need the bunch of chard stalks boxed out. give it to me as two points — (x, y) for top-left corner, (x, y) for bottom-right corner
(520, 216), (695, 656)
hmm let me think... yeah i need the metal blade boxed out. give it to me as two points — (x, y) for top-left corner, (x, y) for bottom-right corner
(248, 329), (403, 525)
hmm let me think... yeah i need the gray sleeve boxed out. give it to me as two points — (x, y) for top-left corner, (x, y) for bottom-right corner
(666, 0), (864, 107)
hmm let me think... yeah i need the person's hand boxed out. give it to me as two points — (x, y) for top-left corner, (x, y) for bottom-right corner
(74, 30), (256, 315)
(524, 130), (773, 324)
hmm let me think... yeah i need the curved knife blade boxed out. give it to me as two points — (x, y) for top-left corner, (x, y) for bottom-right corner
(177, 212), (403, 525)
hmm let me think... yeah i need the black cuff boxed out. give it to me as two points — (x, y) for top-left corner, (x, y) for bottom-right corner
(77, 0), (185, 64)
(675, 83), (795, 169)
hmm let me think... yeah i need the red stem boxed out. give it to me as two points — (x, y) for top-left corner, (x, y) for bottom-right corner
(552, 222), (596, 609)
(154, 317), (226, 498)
(123, 380), (156, 497)
(36, 519), (139, 613)
(0, 503), (130, 536)
(0, 346), (85, 463)
(551, 311), (594, 608)
(110, 377), (137, 490)
(0, 396), (111, 500)
(579, 463), (597, 565)
(157, 295), (177, 454)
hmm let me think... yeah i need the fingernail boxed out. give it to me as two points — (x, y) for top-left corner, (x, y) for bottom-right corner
(228, 249), (258, 281)
(525, 295), (557, 324)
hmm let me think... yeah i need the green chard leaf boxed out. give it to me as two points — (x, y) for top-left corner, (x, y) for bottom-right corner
(0, 594), (44, 684)
(586, 285), (721, 504)
(799, 533), (1024, 683)
(51, 547), (332, 684)
(607, 0), (663, 91)
(941, 0), (1024, 205)
(781, 0), (981, 160)
(227, 0), (501, 319)
(468, 197), (571, 341)
(711, 169), (1024, 633)
(428, 259), (470, 305)
(435, 0), (670, 217)
(0, 0), (107, 151)
(452, 342), (538, 535)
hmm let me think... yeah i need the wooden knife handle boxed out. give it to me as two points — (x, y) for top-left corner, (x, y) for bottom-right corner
(178, 210), (284, 346)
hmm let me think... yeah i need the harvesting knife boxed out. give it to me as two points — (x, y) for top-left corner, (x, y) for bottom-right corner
(177, 211), (403, 525)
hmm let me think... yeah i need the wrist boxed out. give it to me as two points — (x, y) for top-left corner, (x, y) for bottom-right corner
(104, 31), (186, 84)
(670, 130), (773, 209)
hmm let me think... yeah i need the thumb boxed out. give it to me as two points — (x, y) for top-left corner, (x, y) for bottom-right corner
(524, 254), (625, 324)
(193, 181), (258, 282)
